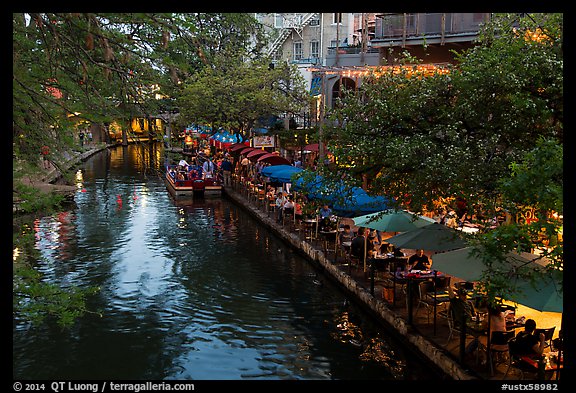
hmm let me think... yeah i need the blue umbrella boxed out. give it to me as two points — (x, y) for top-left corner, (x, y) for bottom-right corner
(293, 174), (391, 216)
(261, 165), (304, 183)
(271, 168), (304, 183)
(261, 164), (294, 178)
(332, 187), (390, 217)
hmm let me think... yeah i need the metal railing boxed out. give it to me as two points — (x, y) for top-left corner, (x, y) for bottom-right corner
(374, 13), (490, 41)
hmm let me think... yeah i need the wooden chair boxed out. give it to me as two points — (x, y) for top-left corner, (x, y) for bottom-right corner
(257, 189), (266, 210)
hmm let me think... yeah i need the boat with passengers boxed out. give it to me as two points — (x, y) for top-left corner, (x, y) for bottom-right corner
(165, 159), (222, 197)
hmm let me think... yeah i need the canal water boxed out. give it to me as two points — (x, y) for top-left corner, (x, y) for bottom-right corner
(13, 143), (441, 381)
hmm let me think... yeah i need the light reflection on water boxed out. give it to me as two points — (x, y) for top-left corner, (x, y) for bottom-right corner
(13, 144), (440, 381)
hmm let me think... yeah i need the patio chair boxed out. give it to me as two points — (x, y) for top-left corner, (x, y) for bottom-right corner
(504, 337), (540, 380)
(488, 330), (515, 376)
(441, 304), (464, 346)
(416, 280), (436, 324)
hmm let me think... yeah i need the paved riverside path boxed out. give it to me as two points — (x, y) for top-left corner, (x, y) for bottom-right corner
(221, 182), (545, 381)
(222, 184), (487, 381)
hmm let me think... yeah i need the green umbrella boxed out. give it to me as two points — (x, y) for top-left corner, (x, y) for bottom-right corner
(353, 209), (436, 233)
(433, 247), (562, 312)
(385, 222), (468, 252)
(509, 269), (563, 313)
(432, 247), (551, 282)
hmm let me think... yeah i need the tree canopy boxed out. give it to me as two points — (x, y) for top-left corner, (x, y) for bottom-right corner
(323, 13), (563, 303)
(177, 57), (309, 139)
(13, 13), (266, 161)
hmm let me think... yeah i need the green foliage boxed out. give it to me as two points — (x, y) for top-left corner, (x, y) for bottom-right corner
(13, 13), (270, 328)
(324, 13), (563, 303)
(177, 57), (309, 137)
(13, 182), (67, 214)
(13, 13), (266, 162)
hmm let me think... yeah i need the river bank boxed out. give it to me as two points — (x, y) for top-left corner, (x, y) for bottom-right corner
(13, 143), (112, 214)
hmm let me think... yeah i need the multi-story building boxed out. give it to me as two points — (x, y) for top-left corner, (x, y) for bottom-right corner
(315, 13), (492, 114)
(257, 13), (491, 127)
(257, 13), (377, 128)
(371, 13), (491, 64)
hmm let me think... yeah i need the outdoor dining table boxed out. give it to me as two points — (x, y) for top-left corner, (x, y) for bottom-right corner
(319, 229), (338, 256)
(465, 314), (489, 365)
(519, 351), (563, 380)
(390, 269), (445, 325)
(303, 218), (318, 240)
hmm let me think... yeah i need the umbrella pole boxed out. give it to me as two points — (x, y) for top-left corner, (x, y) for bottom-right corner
(294, 191), (297, 224)
(363, 232), (367, 273)
(556, 315), (563, 380)
(433, 270), (437, 336)
(487, 309), (493, 375)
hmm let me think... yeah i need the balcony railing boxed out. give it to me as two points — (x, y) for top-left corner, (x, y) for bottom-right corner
(374, 13), (490, 41)
(327, 47), (380, 55)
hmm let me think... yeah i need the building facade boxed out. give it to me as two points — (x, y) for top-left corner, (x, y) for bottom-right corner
(257, 13), (491, 127)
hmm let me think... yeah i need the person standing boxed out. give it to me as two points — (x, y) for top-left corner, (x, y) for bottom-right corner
(240, 155), (250, 179)
(275, 192), (287, 223)
(202, 157), (215, 178)
(40, 145), (51, 169)
(79, 131), (85, 147)
(220, 157), (233, 186)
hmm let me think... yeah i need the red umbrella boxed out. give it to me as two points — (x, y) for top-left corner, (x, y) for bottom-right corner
(257, 153), (291, 166)
(304, 143), (331, 154)
(246, 149), (269, 161)
(238, 146), (256, 155)
(228, 143), (250, 152)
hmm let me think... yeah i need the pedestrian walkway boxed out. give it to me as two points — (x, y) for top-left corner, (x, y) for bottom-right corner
(222, 183), (556, 381)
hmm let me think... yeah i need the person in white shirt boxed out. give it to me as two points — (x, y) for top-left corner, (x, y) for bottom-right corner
(275, 192), (287, 223)
(202, 157), (215, 178)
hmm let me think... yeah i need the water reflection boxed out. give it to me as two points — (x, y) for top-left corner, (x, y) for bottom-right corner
(13, 144), (440, 381)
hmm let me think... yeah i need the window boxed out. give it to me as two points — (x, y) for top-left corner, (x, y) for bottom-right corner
(333, 13), (342, 24)
(274, 13), (284, 28)
(254, 13), (264, 24)
(293, 42), (303, 60)
(309, 17), (320, 26)
(310, 41), (319, 59)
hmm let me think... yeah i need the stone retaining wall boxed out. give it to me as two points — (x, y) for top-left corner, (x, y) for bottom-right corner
(223, 186), (478, 381)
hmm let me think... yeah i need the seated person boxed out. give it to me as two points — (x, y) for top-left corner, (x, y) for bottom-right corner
(392, 246), (405, 257)
(318, 204), (332, 219)
(379, 242), (392, 255)
(339, 225), (353, 245)
(294, 200), (303, 221)
(487, 304), (511, 351)
(448, 284), (476, 328)
(408, 249), (431, 271)
(350, 228), (366, 259)
(514, 319), (546, 358)
(281, 197), (295, 221)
